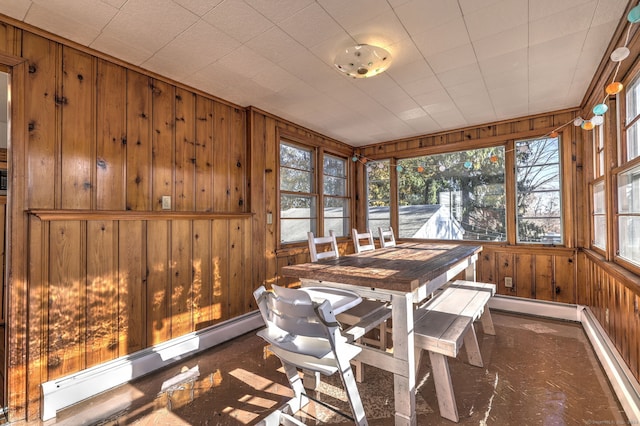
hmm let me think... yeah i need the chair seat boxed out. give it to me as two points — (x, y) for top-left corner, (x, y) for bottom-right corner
(258, 327), (350, 359)
(267, 337), (362, 376)
(299, 287), (362, 315)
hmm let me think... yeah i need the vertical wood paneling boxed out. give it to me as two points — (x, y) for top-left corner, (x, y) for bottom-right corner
(118, 220), (145, 354)
(96, 60), (126, 210)
(151, 80), (174, 211)
(213, 102), (230, 211)
(60, 47), (94, 209)
(195, 96), (213, 211)
(535, 255), (554, 301)
(47, 221), (84, 379)
(554, 254), (576, 303)
(515, 253), (534, 298)
(146, 220), (170, 344)
(85, 221), (117, 367)
(0, 22), (18, 55)
(477, 250), (495, 284)
(231, 108), (245, 212)
(228, 218), (244, 318)
(170, 220), (192, 337)
(496, 251), (514, 295)
(125, 71), (152, 210)
(192, 220), (212, 329)
(24, 32), (58, 209)
(174, 88), (196, 211)
(212, 220), (229, 321)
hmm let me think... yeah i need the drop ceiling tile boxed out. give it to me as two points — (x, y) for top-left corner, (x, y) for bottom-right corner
(478, 48), (528, 81)
(393, 0), (460, 34)
(90, 31), (155, 65)
(529, 3), (595, 46)
(463, 0), (527, 41)
(404, 75), (444, 97)
(172, 0), (222, 16)
(429, 108), (467, 129)
(142, 20), (240, 80)
(458, 0), (502, 15)
(415, 89), (455, 112)
(448, 79), (489, 100)
(1, 0), (31, 20)
(100, 0), (199, 55)
(252, 64), (297, 93)
(529, 31), (585, 64)
(279, 2), (344, 48)
(592, 0), (628, 26)
(482, 62), (528, 91)
(426, 44), (477, 74)
(217, 45), (276, 80)
(245, 27), (309, 65)
(102, 0), (127, 7)
(26, 0), (118, 45)
(343, 10), (408, 46)
(473, 25), (527, 60)
(406, 114), (441, 134)
(244, 0), (314, 23)
(412, 16), (470, 57)
(388, 59), (435, 85)
(318, 0), (390, 29)
(203, 0), (273, 43)
(529, 0), (593, 21)
(436, 62), (482, 87)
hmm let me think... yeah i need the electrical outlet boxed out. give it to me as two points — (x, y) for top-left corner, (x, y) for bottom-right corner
(504, 277), (513, 288)
(161, 195), (171, 210)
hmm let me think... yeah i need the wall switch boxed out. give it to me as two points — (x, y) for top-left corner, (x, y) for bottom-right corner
(161, 195), (171, 210)
(266, 212), (273, 224)
(504, 277), (513, 288)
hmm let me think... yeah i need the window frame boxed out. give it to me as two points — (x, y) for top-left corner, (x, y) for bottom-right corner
(277, 132), (352, 247)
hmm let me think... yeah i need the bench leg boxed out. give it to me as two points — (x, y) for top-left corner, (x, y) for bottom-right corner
(352, 355), (364, 383)
(463, 324), (483, 368)
(428, 351), (459, 422)
(480, 307), (496, 335)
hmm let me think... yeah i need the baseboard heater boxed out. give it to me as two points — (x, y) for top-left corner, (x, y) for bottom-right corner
(489, 295), (640, 424)
(41, 311), (263, 421)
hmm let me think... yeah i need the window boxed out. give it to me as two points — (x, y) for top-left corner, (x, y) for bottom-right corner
(396, 147), (506, 241)
(625, 75), (640, 162)
(323, 154), (349, 237)
(366, 160), (391, 232)
(279, 141), (316, 243)
(516, 137), (562, 244)
(617, 164), (640, 267)
(592, 180), (606, 250)
(279, 140), (351, 244)
(595, 124), (605, 178)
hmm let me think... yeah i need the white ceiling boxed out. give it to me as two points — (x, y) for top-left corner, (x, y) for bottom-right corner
(0, 0), (630, 146)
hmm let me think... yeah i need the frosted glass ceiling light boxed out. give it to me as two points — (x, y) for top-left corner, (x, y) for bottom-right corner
(334, 44), (392, 78)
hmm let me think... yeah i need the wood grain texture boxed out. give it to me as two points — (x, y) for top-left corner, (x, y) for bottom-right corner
(151, 80), (175, 211)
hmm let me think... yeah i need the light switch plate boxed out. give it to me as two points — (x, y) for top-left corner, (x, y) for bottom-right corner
(161, 195), (171, 210)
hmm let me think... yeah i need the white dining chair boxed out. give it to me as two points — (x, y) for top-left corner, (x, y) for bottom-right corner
(307, 231), (390, 382)
(253, 285), (368, 425)
(351, 228), (375, 253)
(378, 226), (396, 248)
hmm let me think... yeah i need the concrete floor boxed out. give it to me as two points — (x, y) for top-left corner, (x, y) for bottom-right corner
(44, 312), (628, 425)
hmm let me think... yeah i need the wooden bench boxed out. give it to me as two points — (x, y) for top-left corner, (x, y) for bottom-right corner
(413, 280), (496, 422)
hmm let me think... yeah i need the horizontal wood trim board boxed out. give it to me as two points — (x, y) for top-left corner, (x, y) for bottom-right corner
(28, 209), (254, 221)
(582, 249), (640, 292)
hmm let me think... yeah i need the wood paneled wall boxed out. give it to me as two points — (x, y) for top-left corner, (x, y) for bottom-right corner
(0, 22), (251, 421)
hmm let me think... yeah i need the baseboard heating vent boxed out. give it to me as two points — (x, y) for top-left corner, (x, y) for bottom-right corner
(41, 311), (262, 421)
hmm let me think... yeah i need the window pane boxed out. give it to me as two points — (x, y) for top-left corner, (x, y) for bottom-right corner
(366, 160), (390, 231)
(396, 147), (506, 241)
(324, 175), (346, 196)
(626, 121), (640, 162)
(324, 197), (349, 237)
(618, 165), (640, 214)
(280, 194), (316, 243)
(626, 76), (640, 124)
(280, 143), (312, 170)
(516, 137), (562, 244)
(594, 216), (606, 249)
(280, 168), (312, 192)
(593, 181), (605, 214)
(618, 216), (640, 267)
(324, 155), (346, 177)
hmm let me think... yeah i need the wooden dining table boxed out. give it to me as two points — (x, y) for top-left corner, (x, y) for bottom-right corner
(281, 242), (482, 426)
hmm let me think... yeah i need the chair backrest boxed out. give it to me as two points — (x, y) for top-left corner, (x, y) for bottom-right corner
(378, 226), (396, 248)
(308, 230), (339, 262)
(253, 285), (338, 357)
(351, 228), (375, 253)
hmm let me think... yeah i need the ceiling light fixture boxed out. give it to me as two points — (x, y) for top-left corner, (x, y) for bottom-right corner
(334, 44), (392, 79)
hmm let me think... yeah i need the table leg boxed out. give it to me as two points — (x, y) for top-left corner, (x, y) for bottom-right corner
(391, 292), (416, 426)
(465, 260), (476, 281)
